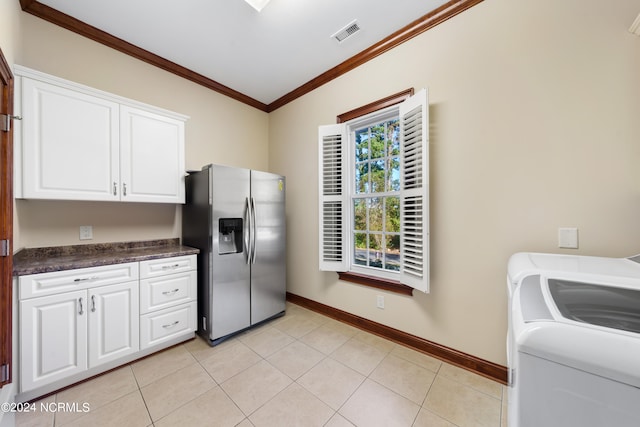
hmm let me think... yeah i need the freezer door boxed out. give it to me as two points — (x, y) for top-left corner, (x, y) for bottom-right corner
(183, 168), (212, 339)
(210, 165), (252, 340)
(250, 170), (286, 324)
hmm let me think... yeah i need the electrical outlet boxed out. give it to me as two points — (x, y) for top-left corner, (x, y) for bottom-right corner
(79, 225), (93, 240)
(558, 227), (578, 249)
(376, 295), (385, 309)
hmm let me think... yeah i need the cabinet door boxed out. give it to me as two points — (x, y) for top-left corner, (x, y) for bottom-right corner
(120, 106), (185, 203)
(88, 282), (139, 368)
(20, 290), (87, 392)
(21, 77), (120, 201)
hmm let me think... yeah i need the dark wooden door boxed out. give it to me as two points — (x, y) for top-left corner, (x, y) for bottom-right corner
(0, 47), (14, 387)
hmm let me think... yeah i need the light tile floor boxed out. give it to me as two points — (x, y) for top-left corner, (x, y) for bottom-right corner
(16, 302), (508, 427)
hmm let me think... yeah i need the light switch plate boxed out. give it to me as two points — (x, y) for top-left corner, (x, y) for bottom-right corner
(79, 225), (93, 240)
(558, 227), (578, 249)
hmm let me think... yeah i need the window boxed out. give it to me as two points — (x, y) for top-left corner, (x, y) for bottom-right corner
(352, 114), (401, 275)
(318, 89), (430, 293)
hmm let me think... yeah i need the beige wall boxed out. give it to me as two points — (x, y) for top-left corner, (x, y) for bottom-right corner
(0, 0), (20, 66)
(11, 10), (269, 249)
(4, 0), (640, 366)
(269, 0), (640, 365)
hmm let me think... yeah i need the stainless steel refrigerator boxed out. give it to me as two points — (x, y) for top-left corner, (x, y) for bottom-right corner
(182, 164), (286, 345)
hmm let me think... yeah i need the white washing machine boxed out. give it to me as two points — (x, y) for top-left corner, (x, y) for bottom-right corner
(507, 253), (640, 427)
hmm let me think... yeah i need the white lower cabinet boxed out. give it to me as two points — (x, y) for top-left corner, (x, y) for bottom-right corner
(88, 282), (139, 367)
(19, 281), (138, 392)
(140, 271), (197, 314)
(20, 290), (88, 392)
(140, 302), (197, 349)
(139, 256), (197, 350)
(18, 255), (197, 399)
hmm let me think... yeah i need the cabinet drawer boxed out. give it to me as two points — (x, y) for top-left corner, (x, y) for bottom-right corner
(140, 302), (196, 349)
(19, 262), (139, 300)
(140, 271), (196, 314)
(139, 255), (196, 279)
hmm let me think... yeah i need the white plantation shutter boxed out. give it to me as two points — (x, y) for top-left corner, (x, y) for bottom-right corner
(400, 89), (430, 293)
(318, 124), (348, 271)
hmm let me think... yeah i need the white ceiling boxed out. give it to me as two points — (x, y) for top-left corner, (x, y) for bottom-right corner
(37, 0), (449, 105)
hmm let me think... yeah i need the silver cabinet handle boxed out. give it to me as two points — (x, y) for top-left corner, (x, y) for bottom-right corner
(78, 297), (84, 315)
(161, 264), (180, 270)
(73, 276), (99, 283)
(162, 288), (179, 296)
(162, 320), (179, 328)
(91, 295), (96, 312)
(113, 182), (117, 196)
(123, 183), (127, 196)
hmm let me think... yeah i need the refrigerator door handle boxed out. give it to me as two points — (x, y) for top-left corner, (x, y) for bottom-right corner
(245, 197), (252, 265)
(250, 196), (257, 264)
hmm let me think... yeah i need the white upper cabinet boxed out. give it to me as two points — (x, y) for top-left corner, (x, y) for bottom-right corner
(120, 106), (185, 203)
(21, 77), (120, 201)
(14, 65), (188, 204)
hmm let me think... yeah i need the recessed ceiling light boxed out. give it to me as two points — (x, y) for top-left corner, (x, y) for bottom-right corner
(244, 0), (271, 12)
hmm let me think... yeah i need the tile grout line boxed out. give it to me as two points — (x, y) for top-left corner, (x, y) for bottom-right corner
(280, 307), (443, 426)
(195, 342), (255, 424)
(130, 359), (156, 426)
(18, 302), (504, 427)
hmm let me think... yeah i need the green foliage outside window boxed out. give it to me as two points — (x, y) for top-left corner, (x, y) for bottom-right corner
(353, 118), (401, 271)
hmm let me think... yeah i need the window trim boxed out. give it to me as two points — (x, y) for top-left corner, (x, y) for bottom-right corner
(337, 89), (414, 123)
(337, 88), (415, 296)
(338, 271), (413, 296)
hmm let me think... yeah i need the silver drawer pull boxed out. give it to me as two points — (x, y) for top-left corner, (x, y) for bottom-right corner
(161, 264), (181, 270)
(91, 295), (96, 312)
(162, 288), (180, 296)
(78, 297), (84, 315)
(74, 276), (99, 282)
(162, 320), (179, 328)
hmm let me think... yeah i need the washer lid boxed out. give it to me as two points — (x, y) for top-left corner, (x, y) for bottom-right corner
(548, 279), (640, 334)
(507, 252), (640, 286)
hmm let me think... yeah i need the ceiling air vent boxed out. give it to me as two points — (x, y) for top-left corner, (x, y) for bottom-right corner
(332, 20), (361, 43)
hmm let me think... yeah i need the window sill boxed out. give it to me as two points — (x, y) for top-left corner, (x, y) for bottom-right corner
(337, 272), (413, 296)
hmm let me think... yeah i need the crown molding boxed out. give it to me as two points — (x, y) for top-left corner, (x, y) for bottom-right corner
(19, 0), (269, 111)
(268, 0), (483, 112)
(20, 0), (484, 113)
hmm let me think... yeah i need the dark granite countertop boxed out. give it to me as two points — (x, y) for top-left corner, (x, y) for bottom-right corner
(13, 238), (200, 276)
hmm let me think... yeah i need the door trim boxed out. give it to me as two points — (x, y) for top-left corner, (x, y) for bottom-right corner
(0, 47), (14, 388)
